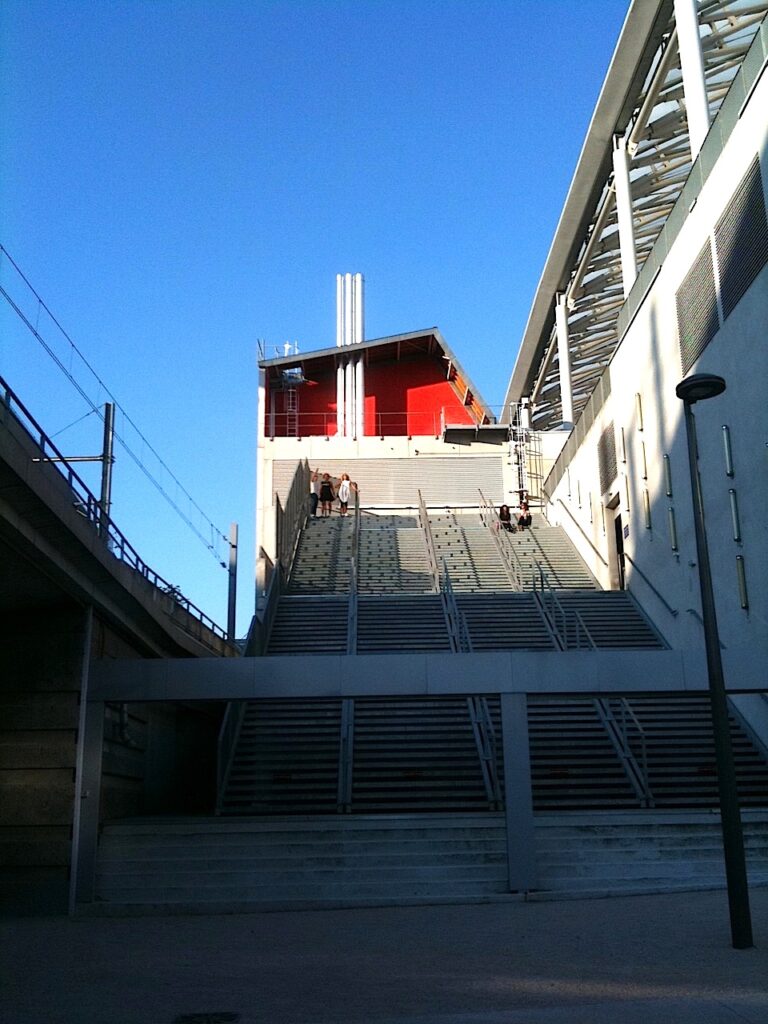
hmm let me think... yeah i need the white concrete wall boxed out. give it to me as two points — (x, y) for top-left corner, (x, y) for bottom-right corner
(545, 65), (768, 660)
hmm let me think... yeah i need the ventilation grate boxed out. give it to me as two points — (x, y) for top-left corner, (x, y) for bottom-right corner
(715, 156), (768, 321)
(597, 422), (617, 495)
(676, 240), (719, 374)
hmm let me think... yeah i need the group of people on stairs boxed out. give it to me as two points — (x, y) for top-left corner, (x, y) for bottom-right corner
(309, 469), (358, 518)
(498, 501), (532, 532)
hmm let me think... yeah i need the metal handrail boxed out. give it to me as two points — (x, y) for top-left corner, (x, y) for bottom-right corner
(533, 565), (596, 650)
(215, 701), (247, 813)
(552, 496), (609, 567)
(347, 557), (358, 654)
(467, 696), (503, 809)
(417, 489), (441, 592)
(478, 488), (524, 591)
(441, 558), (472, 653)
(337, 698), (355, 813)
(595, 697), (654, 808)
(0, 374), (231, 647)
(277, 459), (310, 581)
(624, 552), (679, 618)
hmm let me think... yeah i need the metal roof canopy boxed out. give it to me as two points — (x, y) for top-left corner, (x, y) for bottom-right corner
(503, 0), (766, 427)
(260, 328), (496, 424)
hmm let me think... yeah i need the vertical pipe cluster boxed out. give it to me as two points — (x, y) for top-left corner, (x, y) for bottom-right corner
(336, 272), (365, 437)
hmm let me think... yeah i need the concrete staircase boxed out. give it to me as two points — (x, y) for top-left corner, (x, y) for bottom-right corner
(92, 810), (768, 911)
(351, 697), (497, 812)
(356, 595), (451, 652)
(220, 700), (341, 815)
(94, 814), (510, 911)
(287, 517), (354, 593)
(429, 511), (515, 592)
(457, 593), (556, 650)
(504, 519), (599, 589)
(358, 515), (434, 593)
(533, 810), (768, 896)
(266, 596), (348, 654)
(527, 695), (768, 812)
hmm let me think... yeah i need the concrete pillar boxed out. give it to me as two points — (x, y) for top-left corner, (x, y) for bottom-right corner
(500, 693), (536, 891)
(674, 0), (710, 159)
(612, 135), (638, 296)
(555, 295), (575, 429)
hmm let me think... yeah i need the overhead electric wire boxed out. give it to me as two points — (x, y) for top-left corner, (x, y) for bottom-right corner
(0, 244), (229, 567)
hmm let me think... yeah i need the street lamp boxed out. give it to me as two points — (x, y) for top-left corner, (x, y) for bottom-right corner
(676, 373), (753, 949)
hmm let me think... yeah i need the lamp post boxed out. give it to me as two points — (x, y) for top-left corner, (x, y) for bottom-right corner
(676, 373), (753, 949)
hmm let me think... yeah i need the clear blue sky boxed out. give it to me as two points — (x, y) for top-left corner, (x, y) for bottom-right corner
(0, 0), (628, 636)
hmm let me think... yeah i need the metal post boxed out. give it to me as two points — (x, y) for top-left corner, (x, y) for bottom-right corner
(227, 522), (238, 642)
(554, 295), (574, 429)
(674, 0), (710, 159)
(678, 376), (753, 949)
(98, 402), (115, 539)
(612, 135), (638, 296)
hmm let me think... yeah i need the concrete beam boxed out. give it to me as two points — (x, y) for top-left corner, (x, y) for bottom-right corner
(88, 646), (768, 703)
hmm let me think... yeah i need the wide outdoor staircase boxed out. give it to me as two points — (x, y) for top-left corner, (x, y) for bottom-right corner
(357, 515), (434, 593)
(430, 511), (515, 592)
(503, 516), (599, 590)
(533, 811), (768, 896)
(287, 517), (354, 593)
(220, 696), (502, 817)
(95, 815), (510, 911)
(356, 596), (451, 652)
(90, 499), (768, 913)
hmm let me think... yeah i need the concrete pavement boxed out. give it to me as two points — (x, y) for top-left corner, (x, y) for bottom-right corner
(2, 889), (767, 1024)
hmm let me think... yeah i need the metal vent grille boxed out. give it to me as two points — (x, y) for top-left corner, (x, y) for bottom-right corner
(597, 422), (617, 495)
(715, 156), (768, 321)
(273, 456), (504, 506)
(676, 241), (719, 374)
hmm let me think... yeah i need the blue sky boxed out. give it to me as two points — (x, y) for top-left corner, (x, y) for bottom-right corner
(0, 0), (628, 636)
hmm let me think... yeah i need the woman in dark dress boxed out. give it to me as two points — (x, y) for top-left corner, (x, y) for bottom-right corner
(319, 473), (335, 517)
(498, 504), (513, 531)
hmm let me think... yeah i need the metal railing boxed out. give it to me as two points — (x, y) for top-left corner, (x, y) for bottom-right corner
(594, 697), (654, 808)
(337, 699), (355, 813)
(276, 458), (310, 580)
(553, 496), (609, 567)
(623, 552), (679, 618)
(478, 489), (524, 591)
(347, 557), (358, 654)
(0, 374), (231, 648)
(467, 696), (503, 810)
(533, 565), (596, 650)
(441, 559), (472, 654)
(417, 489), (441, 592)
(215, 701), (247, 813)
(266, 410), (449, 438)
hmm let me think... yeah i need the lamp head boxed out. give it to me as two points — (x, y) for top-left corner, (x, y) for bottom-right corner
(676, 373), (726, 404)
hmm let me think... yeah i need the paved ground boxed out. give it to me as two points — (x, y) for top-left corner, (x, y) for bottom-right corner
(2, 889), (768, 1024)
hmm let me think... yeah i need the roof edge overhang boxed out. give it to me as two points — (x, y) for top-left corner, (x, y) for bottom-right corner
(502, 0), (675, 418)
(259, 328), (496, 424)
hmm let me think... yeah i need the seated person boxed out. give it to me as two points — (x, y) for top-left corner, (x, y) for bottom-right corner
(498, 504), (513, 531)
(517, 502), (532, 530)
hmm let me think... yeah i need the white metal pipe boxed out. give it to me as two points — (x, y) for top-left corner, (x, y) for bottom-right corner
(612, 135), (638, 297)
(354, 273), (364, 344)
(336, 360), (345, 436)
(336, 274), (343, 348)
(344, 273), (353, 346)
(355, 356), (364, 438)
(345, 358), (355, 437)
(674, 0), (710, 159)
(555, 295), (575, 428)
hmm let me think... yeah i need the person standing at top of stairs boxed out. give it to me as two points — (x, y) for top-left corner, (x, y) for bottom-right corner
(319, 473), (335, 517)
(309, 469), (320, 518)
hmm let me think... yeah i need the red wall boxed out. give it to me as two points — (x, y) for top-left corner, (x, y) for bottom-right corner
(266, 352), (474, 437)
